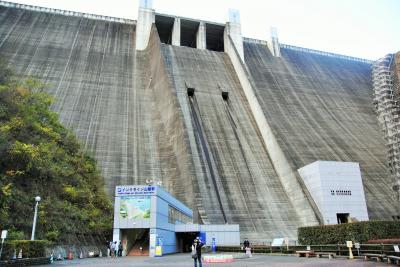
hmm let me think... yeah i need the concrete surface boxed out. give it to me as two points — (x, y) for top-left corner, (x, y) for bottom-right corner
(39, 254), (386, 267)
(0, 3), (396, 243)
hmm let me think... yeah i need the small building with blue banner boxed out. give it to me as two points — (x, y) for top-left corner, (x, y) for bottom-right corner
(113, 185), (240, 257)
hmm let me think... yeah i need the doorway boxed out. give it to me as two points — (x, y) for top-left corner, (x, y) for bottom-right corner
(176, 232), (199, 252)
(120, 229), (149, 256)
(337, 213), (350, 224)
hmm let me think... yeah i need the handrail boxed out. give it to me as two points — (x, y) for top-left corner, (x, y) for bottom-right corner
(280, 43), (373, 64)
(242, 37), (373, 64)
(0, 0), (135, 25)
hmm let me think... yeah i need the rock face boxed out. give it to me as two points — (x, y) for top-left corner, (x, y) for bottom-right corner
(0, 5), (397, 241)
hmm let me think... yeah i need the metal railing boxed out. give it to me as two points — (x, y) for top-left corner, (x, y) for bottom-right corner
(216, 243), (400, 256)
(372, 54), (400, 179)
(280, 44), (373, 64)
(242, 37), (373, 64)
(0, 0), (135, 25)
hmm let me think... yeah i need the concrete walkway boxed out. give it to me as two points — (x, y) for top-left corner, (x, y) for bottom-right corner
(41, 253), (385, 267)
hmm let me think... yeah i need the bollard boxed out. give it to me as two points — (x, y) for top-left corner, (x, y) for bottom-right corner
(17, 249), (22, 259)
(346, 241), (353, 259)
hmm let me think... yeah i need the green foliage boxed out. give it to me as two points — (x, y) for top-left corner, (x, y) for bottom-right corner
(298, 221), (400, 245)
(0, 61), (112, 243)
(0, 240), (49, 260)
(6, 228), (25, 240)
(45, 230), (59, 242)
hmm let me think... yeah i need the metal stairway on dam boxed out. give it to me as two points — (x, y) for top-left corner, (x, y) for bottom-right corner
(0, 1), (398, 242)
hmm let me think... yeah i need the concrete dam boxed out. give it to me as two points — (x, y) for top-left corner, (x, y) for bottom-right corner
(0, 1), (398, 242)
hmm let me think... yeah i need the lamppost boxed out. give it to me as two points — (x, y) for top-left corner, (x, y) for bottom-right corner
(145, 179), (162, 187)
(30, 196), (41, 241)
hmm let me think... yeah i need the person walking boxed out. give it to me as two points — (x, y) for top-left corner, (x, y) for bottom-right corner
(110, 241), (116, 258)
(118, 241), (123, 257)
(243, 239), (252, 257)
(113, 241), (118, 258)
(106, 240), (111, 257)
(192, 237), (204, 267)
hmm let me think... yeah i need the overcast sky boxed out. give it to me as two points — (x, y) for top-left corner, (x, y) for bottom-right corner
(5, 0), (400, 60)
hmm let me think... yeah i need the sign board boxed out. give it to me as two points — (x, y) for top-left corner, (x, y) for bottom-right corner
(149, 234), (156, 256)
(155, 246), (162, 256)
(271, 238), (285, 247)
(394, 245), (400, 253)
(200, 232), (206, 245)
(116, 185), (157, 196)
(354, 243), (360, 249)
(119, 196), (151, 220)
(211, 237), (216, 253)
(1, 230), (7, 239)
(346, 241), (353, 248)
(306, 246), (311, 251)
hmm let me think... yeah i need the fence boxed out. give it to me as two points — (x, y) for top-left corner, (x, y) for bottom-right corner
(0, 0), (135, 25)
(216, 243), (399, 256)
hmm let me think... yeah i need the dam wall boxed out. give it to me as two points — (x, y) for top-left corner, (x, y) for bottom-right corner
(244, 41), (397, 219)
(0, 3), (398, 241)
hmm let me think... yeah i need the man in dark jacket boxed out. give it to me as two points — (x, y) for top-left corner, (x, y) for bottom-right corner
(192, 237), (204, 267)
(244, 239), (250, 249)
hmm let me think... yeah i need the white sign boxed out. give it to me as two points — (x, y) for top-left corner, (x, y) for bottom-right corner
(394, 245), (400, 253)
(346, 241), (353, 248)
(271, 238), (284, 247)
(306, 246), (311, 251)
(116, 185), (157, 196)
(1, 230), (7, 239)
(149, 234), (156, 256)
(354, 243), (360, 249)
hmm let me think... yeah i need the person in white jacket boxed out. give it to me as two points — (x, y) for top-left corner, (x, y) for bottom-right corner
(192, 237), (204, 267)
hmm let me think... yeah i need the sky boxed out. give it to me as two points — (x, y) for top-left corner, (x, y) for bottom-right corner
(5, 0), (400, 60)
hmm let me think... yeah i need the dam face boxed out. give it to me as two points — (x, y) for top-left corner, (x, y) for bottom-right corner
(0, 2), (397, 241)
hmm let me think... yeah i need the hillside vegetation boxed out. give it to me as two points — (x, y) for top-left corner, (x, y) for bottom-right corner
(0, 60), (112, 243)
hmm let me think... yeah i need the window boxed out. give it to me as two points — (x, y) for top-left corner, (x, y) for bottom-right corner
(333, 189), (352, 196)
(168, 205), (192, 224)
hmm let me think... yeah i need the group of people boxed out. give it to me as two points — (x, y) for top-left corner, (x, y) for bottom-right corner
(107, 240), (123, 257)
(191, 237), (204, 267)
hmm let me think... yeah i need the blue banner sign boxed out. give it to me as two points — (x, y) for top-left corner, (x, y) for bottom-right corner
(116, 185), (157, 196)
(200, 232), (206, 245)
(211, 237), (216, 253)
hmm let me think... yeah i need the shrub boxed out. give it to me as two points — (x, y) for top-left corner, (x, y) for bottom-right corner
(45, 230), (59, 242)
(0, 240), (49, 260)
(6, 229), (26, 240)
(298, 221), (400, 245)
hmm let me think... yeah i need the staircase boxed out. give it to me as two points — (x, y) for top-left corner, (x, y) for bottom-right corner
(127, 230), (149, 256)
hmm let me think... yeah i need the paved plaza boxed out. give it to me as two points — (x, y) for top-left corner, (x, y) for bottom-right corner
(40, 254), (387, 267)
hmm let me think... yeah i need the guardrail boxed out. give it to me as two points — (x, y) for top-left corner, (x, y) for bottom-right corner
(280, 44), (373, 64)
(216, 244), (400, 256)
(0, 0), (135, 25)
(242, 37), (373, 64)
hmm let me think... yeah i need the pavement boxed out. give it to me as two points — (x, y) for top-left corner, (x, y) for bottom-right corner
(39, 253), (388, 267)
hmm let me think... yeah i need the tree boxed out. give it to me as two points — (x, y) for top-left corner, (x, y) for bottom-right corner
(0, 60), (112, 243)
